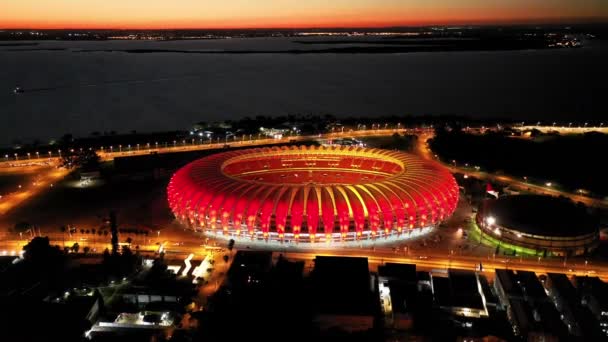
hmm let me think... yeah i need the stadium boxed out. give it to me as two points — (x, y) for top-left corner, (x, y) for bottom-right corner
(168, 145), (459, 245)
(477, 195), (599, 256)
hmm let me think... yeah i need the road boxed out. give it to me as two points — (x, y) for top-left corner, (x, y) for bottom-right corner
(415, 132), (608, 209)
(3, 232), (601, 281)
(0, 166), (68, 216)
(2, 127), (605, 209)
(0, 128), (413, 169)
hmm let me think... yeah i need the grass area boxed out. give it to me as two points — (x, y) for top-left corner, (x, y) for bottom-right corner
(467, 220), (545, 257)
(0, 173), (31, 194)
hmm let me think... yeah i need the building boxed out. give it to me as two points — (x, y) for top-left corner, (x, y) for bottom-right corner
(310, 256), (376, 332)
(477, 195), (599, 256)
(544, 273), (603, 339)
(494, 270), (567, 340)
(573, 276), (608, 337)
(168, 145), (459, 245)
(432, 269), (489, 319)
(226, 251), (273, 290)
(378, 263), (417, 330)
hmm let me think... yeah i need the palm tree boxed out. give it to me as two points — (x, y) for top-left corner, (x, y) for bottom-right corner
(60, 226), (66, 246)
(80, 229), (85, 235)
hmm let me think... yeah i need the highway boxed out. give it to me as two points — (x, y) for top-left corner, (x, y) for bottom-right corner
(1, 231), (603, 281)
(0, 128), (413, 169)
(414, 132), (608, 209)
(2, 128), (606, 211)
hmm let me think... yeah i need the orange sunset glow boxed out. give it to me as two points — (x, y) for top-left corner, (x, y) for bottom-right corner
(2, 0), (607, 29)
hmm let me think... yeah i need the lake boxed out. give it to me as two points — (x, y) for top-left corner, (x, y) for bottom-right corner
(0, 37), (606, 146)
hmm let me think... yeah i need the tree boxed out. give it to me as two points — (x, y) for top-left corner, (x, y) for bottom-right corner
(126, 237), (133, 246)
(60, 148), (100, 170)
(83, 246), (90, 254)
(102, 248), (111, 262)
(71, 243), (80, 253)
(227, 239), (235, 251)
(223, 255), (229, 264)
(80, 229), (85, 235)
(110, 211), (119, 255)
(13, 221), (32, 233)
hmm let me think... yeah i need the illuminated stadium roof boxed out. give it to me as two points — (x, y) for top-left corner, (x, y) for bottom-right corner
(484, 195), (597, 237)
(168, 145), (459, 244)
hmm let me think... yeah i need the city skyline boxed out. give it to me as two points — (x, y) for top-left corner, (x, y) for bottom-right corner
(2, 0), (608, 29)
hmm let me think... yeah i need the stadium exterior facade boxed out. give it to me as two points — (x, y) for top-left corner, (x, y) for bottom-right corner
(168, 145), (459, 244)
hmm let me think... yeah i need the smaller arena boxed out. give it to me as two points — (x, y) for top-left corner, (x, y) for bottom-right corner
(477, 195), (599, 256)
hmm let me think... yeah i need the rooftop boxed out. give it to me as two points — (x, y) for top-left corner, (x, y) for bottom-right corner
(378, 263), (416, 282)
(487, 195), (597, 237)
(311, 256), (374, 316)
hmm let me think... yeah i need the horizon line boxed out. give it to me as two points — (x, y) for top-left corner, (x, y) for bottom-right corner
(3, 18), (608, 31)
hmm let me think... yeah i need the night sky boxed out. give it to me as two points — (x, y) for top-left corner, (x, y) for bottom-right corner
(2, 0), (607, 29)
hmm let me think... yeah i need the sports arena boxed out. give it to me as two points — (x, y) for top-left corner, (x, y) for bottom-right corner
(477, 195), (599, 256)
(168, 145), (459, 245)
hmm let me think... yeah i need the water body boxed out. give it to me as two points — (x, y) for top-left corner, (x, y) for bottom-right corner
(0, 37), (606, 147)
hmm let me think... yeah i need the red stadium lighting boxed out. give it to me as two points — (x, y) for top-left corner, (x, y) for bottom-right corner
(168, 145), (459, 245)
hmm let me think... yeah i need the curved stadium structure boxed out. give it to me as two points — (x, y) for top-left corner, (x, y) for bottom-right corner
(168, 145), (459, 245)
(477, 195), (599, 256)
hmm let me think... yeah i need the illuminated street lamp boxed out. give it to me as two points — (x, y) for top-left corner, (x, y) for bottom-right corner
(486, 216), (496, 226)
(546, 182), (552, 187)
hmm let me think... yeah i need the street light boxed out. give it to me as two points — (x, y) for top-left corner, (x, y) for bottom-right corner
(486, 216), (496, 226)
